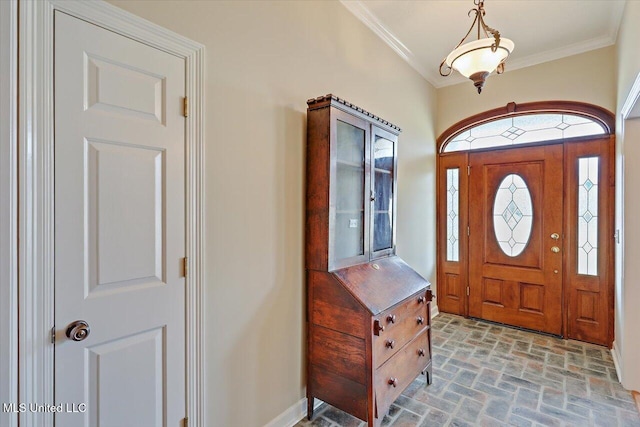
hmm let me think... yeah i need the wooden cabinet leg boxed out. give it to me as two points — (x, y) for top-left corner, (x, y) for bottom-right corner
(307, 396), (315, 420)
(424, 364), (433, 385)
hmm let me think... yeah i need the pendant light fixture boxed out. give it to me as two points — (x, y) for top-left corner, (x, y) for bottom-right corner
(439, 0), (514, 94)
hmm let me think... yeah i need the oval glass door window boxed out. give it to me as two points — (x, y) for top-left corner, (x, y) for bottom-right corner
(493, 174), (533, 257)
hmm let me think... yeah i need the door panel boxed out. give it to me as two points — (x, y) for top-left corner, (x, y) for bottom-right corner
(54, 12), (185, 426)
(469, 145), (563, 334)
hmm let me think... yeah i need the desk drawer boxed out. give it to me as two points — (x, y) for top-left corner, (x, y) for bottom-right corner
(373, 291), (429, 367)
(374, 329), (430, 418)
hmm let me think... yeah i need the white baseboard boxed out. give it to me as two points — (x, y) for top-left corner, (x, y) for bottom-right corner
(612, 340), (623, 384)
(263, 397), (324, 427)
(431, 304), (439, 319)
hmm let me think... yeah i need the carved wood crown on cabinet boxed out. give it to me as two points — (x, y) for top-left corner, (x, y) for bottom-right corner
(305, 95), (433, 426)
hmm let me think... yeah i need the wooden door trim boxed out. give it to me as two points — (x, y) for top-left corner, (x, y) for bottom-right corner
(18, 2), (206, 426)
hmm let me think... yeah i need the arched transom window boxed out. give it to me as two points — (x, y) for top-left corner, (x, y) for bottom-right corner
(438, 101), (614, 153)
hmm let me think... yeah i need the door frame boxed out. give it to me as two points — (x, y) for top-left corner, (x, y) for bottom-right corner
(435, 101), (616, 345)
(17, 1), (206, 426)
(0, 2), (18, 427)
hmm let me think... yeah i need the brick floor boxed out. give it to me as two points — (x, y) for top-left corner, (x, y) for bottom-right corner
(296, 313), (640, 427)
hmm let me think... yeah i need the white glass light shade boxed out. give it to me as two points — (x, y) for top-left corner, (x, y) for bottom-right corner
(446, 37), (514, 78)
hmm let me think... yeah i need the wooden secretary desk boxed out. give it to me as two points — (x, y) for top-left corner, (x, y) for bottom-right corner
(305, 95), (433, 426)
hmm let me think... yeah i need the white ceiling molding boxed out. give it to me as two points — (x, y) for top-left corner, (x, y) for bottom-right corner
(608, 0), (627, 43)
(504, 35), (617, 77)
(339, 0), (433, 84)
(340, 0), (627, 89)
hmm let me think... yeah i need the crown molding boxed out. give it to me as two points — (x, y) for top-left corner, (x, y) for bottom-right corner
(338, 0), (434, 85)
(341, 0), (626, 90)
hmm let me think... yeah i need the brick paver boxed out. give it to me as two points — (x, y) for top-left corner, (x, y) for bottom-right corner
(296, 313), (640, 427)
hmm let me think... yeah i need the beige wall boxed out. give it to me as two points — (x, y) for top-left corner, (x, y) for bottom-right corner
(615, 0), (640, 392)
(437, 46), (617, 138)
(107, 1), (437, 425)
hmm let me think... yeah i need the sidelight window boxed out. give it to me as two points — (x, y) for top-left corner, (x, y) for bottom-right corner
(578, 157), (599, 276)
(446, 168), (459, 261)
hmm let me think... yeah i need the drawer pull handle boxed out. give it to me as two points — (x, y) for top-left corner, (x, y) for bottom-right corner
(388, 377), (398, 387)
(386, 314), (396, 324)
(374, 320), (385, 335)
(418, 348), (426, 357)
(417, 296), (426, 304)
(385, 339), (395, 349)
(416, 316), (424, 325)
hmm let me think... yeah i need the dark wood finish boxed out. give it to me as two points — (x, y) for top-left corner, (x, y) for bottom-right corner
(436, 152), (468, 316)
(564, 137), (613, 346)
(436, 101), (615, 153)
(306, 95), (432, 426)
(468, 144), (564, 334)
(333, 257), (430, 315)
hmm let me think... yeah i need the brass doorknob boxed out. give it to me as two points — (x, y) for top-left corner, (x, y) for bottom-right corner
(551, 246), (560, 253)
(65, 320), (90, 342)
(551, 233), (560, 240)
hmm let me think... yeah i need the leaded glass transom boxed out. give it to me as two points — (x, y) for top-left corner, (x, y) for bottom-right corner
(493, 174), (533, 257)
(444, 114), (606, 153)
(446, 168), (459, 262)
(578, 157), (599, 276)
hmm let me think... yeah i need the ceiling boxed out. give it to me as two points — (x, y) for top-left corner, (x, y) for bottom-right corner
(340, 0), (627, 88)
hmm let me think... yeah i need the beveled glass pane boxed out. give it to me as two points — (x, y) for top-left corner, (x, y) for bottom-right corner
(446, 168), (459, 262)
(493, 174), (533, 257)
(444, 113), (607, 153)
(564, 122), (605, 138)
(513, 114), (562, 131)
(577, 157), (599, 276)
(471, 117), (512, 138)
(335, 120), (365, 260)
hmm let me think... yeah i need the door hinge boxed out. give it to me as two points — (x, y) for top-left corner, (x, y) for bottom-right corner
(467, 226), (470, 236)
(182, 257), (188, 278)
(51, 326), (56, 344)
(466, 287), (470, 296)
(467, 165), (471, 176)
(183, 97), (188, 118)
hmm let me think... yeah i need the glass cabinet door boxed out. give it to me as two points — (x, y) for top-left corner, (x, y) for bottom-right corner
(371, 127), (396, 256)
(331, 114), (369, 268)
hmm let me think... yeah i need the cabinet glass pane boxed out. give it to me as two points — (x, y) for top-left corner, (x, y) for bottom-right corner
(578, 157), (598, 276)
(373, 136), (394, 252)
(446, 168), (459, 262)
(335, 120), (365, 260)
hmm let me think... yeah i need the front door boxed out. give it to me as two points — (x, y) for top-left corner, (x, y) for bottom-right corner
(54, 12), (186, 426)
(468, 144), (564, 334)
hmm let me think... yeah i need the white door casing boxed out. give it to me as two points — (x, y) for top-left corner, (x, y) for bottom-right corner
(54, 11), (185, 426)
(18, 1), (205, 426)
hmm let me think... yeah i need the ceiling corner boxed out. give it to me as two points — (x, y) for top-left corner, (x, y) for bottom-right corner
(339, 0), (437, 86)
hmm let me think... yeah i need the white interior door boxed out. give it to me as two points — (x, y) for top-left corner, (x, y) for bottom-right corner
(54, 11), (186, 427)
